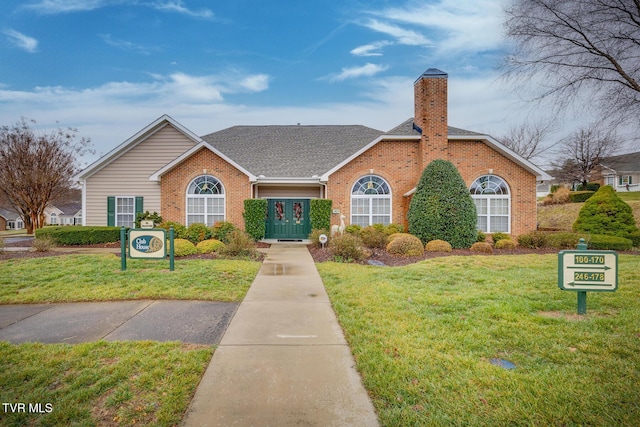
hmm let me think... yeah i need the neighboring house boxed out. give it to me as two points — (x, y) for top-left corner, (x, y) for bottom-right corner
(47, 202), (83, 225)
(76, 68), (552, 239)
(599, 151), (640, 192)
(0, 207), (24, 230)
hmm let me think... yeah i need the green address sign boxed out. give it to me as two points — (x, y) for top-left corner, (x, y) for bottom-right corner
(558, 250), (618, 292)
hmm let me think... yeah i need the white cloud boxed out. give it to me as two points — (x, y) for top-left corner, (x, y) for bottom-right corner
(25, 0), (214, 18)
(149, 0), (214, 19)
(99, 34), (159, 55)
(363, 19), (431, 46)
(3, 29), (39, 53)
(324, 63), (390, 82)
(367, 0), (506, 54)
(240, 74), (270, 92)
(350, 41), (392, 57)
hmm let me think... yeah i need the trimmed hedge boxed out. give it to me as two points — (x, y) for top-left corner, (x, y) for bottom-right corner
(425, 239), (452, 252)
(310, 199), (332, 231)
(586, 235), (633, 251)
(173, 238), (198, 256)
(196, 239), (225, 254)
(569, 191), (594, 203)
(517, 231), (634, 250)
(243, 199), (267, 241)
(35, 226), (121, 245)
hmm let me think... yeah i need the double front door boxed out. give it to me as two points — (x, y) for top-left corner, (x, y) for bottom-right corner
(266, 199), (310, 240)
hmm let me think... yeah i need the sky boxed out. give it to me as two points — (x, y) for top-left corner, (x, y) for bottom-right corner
(1, 0), (554, 167)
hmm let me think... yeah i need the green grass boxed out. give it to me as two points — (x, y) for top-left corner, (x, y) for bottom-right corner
(319, 254), (640, 426)
(0, 254), (260, 303)
(0, 341), (212, 426)
(618, 191), (640, 201)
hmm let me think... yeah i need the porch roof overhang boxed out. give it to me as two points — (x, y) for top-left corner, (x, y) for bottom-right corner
(254, 176), (325, 185)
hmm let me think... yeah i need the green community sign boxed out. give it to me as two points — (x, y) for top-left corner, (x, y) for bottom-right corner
(558, 239), (618, 315)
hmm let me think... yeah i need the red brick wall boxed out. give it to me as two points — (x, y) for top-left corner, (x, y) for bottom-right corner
(326, 138), (538, 237)
(415, 75), (448, 168)
(160, 147), (252, 230)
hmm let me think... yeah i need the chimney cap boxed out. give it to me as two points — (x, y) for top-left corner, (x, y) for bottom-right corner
(415, 68), (448, 83)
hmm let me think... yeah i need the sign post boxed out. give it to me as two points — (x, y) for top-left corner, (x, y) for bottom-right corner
(558, 239), (618, 315)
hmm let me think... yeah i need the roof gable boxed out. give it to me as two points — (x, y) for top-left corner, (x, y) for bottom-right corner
(76, 115), (201, 180)
(601, 151), (640, 173)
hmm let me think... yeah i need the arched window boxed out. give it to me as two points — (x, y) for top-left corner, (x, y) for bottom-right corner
(50, 212), (58, 225)
(351, 175), (392, 227)
(186, 175), (225, 226)
(470, 175), (510, 233)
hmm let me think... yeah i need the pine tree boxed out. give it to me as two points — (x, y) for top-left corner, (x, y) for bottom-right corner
(573, 185), (639, 240)
(408, 160), (477, 248)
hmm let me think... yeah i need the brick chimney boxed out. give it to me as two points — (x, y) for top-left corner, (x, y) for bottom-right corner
(414, 68), (448, 168)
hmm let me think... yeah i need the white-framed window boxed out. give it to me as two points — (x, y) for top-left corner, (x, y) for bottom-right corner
(470, 175), (510, 233)
(621, 175), (632, 185)
(351, 175), (392, 227)
(50, 212), (58, 225)
(186, 175), (225, 226)
(116, 197), (135, 228)
(606, 176), (615, 186)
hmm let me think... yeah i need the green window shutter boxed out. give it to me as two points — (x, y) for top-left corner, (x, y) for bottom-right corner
(107, 196), (115, 226)
(135, 197), (144, 215)
(619, 176), (623, 186)
(629, 176), (633, 185)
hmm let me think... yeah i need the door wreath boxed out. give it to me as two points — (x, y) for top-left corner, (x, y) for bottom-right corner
(275, 202), (284, 220)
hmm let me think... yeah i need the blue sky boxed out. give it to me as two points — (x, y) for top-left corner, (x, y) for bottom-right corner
(1, 0), (529, 165)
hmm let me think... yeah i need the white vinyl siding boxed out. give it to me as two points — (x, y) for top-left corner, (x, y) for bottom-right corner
(83, 125), (197, 226)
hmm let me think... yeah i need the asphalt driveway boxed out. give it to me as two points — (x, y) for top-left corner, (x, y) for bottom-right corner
(0, 300), (238, 345)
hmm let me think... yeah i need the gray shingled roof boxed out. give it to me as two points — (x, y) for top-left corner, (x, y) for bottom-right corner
(201, 125), (384, 178)
(601, 151), (640, 173)
(201, 119), (486, 178)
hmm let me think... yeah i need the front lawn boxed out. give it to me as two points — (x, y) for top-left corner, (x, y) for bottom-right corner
(319, 254), (640, 426)
(0, 341), (212, 426)
(0, 254), (260, 303)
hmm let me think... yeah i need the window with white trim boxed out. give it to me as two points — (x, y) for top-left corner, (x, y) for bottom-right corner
(116, 197), (135, 228)
(186, 175), (225, 226)
(351, 175), (392, 227)
(470, 175), (510, 233)
(50, 212), (58, 225)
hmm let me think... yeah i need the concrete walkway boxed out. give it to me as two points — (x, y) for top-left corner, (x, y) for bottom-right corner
(181, 243), (379, 427)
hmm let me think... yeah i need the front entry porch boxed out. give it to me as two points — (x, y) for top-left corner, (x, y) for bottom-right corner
(265, 199), (311, 240)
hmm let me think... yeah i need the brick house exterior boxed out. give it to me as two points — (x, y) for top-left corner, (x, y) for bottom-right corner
(77, 68), (551, 239)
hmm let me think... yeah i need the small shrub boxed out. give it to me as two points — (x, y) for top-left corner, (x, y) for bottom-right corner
(470, 242), (493, 254)
(573, 185), (639, 238)
(543, 187), (570, 205)
(158, 221), (187, 239)
(196, 239), (225, 254)
(388, 233), (414, 243)
(628, 230), (640, 247)
(32, 235), (57, 252)
(494, 239), (516, 250)
(210, 221), (239, 244)
(587, 235), (633, 251)
(344, 224), (362, 235)
(329, 233), (364, 261)
(490, 232), (510, 244)
(185, 222), (211, 244)
(172, 238), (197, 257)
(384, 223), (405, 235)
(550, 184), (561, 193)
(360, 225), (388, 248)
(545, 232), (581, 249)
(386, 234), (424, 257)
(425, 239), (452, 252)
(569, 191), (594, 203)
(476, 230), (487, 243)
(576, 182), (600, 192)
(309, 229), (330, 248)
(219, 230), (257, 257)
(517, 231), (549, 249)
(310, 199), (332, 231)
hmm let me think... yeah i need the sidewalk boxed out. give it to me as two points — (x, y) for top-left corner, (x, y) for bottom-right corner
(181, 243), (379, 426)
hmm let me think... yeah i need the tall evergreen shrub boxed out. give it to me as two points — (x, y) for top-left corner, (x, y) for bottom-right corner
(408, 159), (477, 248)
(310, 199), (332, 231)
(573, 185), (639, 242)
(243, 199), (268, 241)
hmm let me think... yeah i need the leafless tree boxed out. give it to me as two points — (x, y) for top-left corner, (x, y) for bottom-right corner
(551, 124), (619, 187)
(495, 120), (556, 162)
(503, 0), (640, 123)
(0, 118), (91, 234)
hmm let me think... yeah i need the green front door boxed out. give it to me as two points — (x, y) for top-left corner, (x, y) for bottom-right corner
(266, 199), (311, 240)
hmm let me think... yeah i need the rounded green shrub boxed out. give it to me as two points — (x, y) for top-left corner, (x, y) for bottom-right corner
(360, 225), (389, 249)
(386, 234), (424, 257)
(408, 159), (477, 248)
(158, 221), (187, 239)
(172, 238), (197, 256)
(388, 233), (414, 243)
(470, 242), (493, 254)
(329, 233), (364, 262)
(494, 239), (516, 250)
(573, 185), (639, 241)
(185, 222), (211, 244)
(476, 230), (487, 243)
(196, 239), (225, 254)
(517, 231), (549, 249)
(344, 224), (362, 235)
(210, 221), (239, 244)
(490, 232), (510, 245)
(425, 239), (453, 252)
(384, 223), (405, 235)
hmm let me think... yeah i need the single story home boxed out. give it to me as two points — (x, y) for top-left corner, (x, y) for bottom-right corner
(76, 68), (552, 240)
(599, 151), (640, 192)
(0, 207), (24, 231)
